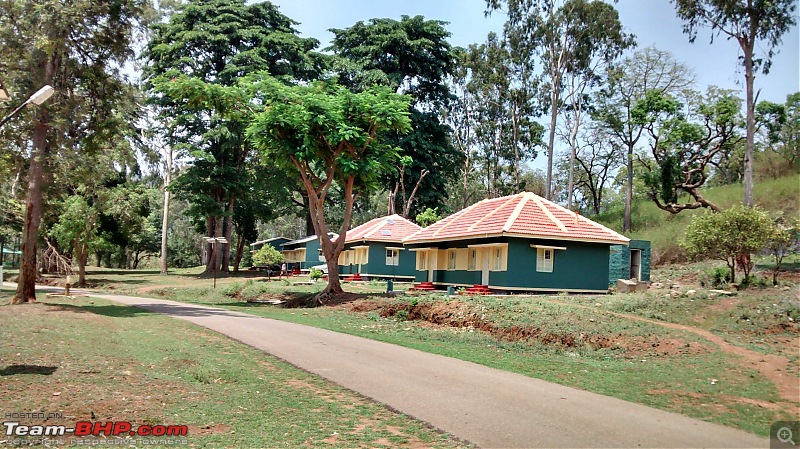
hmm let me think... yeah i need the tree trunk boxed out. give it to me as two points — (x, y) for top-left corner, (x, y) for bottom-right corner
(203, 214), (215, 273)
(77, 243), (87, 287)
(742, 45), (755, 207)
(624, 143), (634, 232)
(222, 195), (234, 273)
(233, 231), (245, 272)
(13, 108), (49, 304)
(545, 90), (558, 200)
(160, 146), (172, 275)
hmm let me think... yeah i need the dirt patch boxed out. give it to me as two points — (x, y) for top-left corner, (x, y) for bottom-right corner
(363, 299), (705, 357)
(707, 297), (741, 314)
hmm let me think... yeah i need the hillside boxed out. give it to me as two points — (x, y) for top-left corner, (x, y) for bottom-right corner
(594, 174), (800, 264)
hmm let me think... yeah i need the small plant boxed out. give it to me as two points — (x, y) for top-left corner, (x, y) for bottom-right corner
(700, 266), (731, 287)
(395, 309), (409, 321)
(309, 268), (324, 282)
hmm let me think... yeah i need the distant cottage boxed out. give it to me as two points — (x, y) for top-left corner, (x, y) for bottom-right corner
(403, 192), (634, 293)
(336, 214), (421, 281)
(281, 233), (337, 271)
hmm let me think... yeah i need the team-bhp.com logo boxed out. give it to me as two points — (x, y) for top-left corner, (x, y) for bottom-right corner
(4, 421), (188, 437)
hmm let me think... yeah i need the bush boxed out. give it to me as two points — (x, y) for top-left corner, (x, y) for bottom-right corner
(252, 245), (284, 267)
(699, 267), (731, 287)
(309, 268), (324, 281)
(240, 281), (272, 301)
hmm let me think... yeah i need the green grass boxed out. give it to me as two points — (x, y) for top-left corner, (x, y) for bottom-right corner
(0, 291), (465, 448)
(594, 174), (800, 264)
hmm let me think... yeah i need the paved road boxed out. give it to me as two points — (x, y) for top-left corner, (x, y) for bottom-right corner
(10, 285), (769, 448)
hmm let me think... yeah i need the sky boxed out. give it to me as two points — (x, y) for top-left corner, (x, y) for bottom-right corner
(270, 0), (799, 104)
(270, 0), (799, 172)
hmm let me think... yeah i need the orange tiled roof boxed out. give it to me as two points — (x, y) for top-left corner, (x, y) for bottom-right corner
(339, 214), (422, 244)
(403, 192), (629, 245)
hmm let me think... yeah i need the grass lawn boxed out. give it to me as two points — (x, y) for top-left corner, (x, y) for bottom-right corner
(0, 287), (466, 448)
(60, 262), (798, 438)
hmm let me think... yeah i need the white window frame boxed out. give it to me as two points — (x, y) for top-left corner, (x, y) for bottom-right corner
(447, 249), (456, 270)
(537, 248), (554, 273)
(468, 249), (477, 271)
(386, 249), (399, 266)
(419, 251), (427, 270)
(493, 247), (502, 271)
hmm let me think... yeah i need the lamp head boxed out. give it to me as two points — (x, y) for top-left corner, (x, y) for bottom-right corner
(28, 85), (54, 105)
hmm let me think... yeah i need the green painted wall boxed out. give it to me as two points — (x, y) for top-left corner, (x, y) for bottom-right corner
(408, 237), (612, 291)
(283, 238), (324, 270)
(608, 240), (651, 285)
(338, 242), (416, 278)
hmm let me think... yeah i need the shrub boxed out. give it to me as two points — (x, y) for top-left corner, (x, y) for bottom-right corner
(699, 267), (731, 287)
(240, 282), (272, 301)
(252, 245), (284, 267)
(681, 206), (773, 284)
(309, 268), (324, 281)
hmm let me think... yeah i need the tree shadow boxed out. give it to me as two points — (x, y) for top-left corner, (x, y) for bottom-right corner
(43, 302), (154, 318)
(0, 364), (58, 376)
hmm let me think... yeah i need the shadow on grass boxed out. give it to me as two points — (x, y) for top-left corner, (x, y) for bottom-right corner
(85, 269), (162, 276)
(43, 302), (154, 318)
(0, 364), (58, 376)
(87, 278), (149, 286)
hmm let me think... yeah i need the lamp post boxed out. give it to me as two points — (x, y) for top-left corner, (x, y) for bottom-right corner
(0, 85), (54, 128)
(203, 237), (228, 288)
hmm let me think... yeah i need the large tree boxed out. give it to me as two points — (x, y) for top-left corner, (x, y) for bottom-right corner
(143, 0), (321, 274)
(328, 15), (462, 216)
(756, 92), (800, 171)
(246, 76), (411, 298)
(672, 0), (798, 207)
(635, 87), (744, 214)
(486, 0), (634, 200)
(1, 0), (151, 303)
(592, 47), (695, 231)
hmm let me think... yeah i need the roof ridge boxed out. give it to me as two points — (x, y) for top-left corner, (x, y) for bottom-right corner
(468, 194), (520, 232)
(362, 217), (389, 238)
(530, 195), (568, 233)
(501, 193), (531, 232)
(547, 201), (629, 242)
(431, 203), (474, 237)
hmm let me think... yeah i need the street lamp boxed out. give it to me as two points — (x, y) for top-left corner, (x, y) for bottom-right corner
(0, 80), (9, 101)
(0, 85), (55, 128)
(204, 237), (228, 288)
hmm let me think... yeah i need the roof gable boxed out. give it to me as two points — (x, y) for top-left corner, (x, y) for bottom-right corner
(403, 192), (628, 245)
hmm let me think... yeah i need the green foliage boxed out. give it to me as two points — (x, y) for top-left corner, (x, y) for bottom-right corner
(681, 206), (773, 283)
(699, 266), (731, 288)
(328, 15), (462, 215)
(252, 246), (284, 267)
(415, 207), (442, 228)
(309, 268), (324, 280)
(756, 92), (800, 171)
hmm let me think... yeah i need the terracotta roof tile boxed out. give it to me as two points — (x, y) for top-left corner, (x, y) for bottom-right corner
(403, 192), (629, 245)
(339, 214), (422, 244)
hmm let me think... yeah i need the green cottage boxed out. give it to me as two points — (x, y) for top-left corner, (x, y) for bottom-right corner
(402, 192), (631, 293)
(336, 215), (421, 281)
(281, 233), (337, 272)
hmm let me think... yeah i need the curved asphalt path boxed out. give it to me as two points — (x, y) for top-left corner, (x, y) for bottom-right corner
(15, 285), (768, 448)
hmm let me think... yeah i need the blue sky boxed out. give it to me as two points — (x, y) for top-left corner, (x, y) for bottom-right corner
(269, 0), (799, 172)
(272, 0), (798, 103)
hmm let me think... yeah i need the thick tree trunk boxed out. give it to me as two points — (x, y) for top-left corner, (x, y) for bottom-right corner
(742, 46), (755, 207)
(13, 109), (49, 304)
(77, 243), (87, 287)
(203, 214), (215, 273)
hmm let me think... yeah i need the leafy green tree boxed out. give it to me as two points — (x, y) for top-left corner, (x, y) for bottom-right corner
(1, 0), (152, 303)
(485, 0), (634, 200)
(756, 92), (800, 171)
(682, 205), (773, 284)
(415, 207), (442, 227)
(246, 76), (412, 297)
(252, 245), (284, 267)
(672, 0), (798, 208)
(49, 196), (101, 286)
(592, 47), (695, 231)
(328, 15), (462, 216)
(143, 0), (321, 274)
(635, 88), (744, 214)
